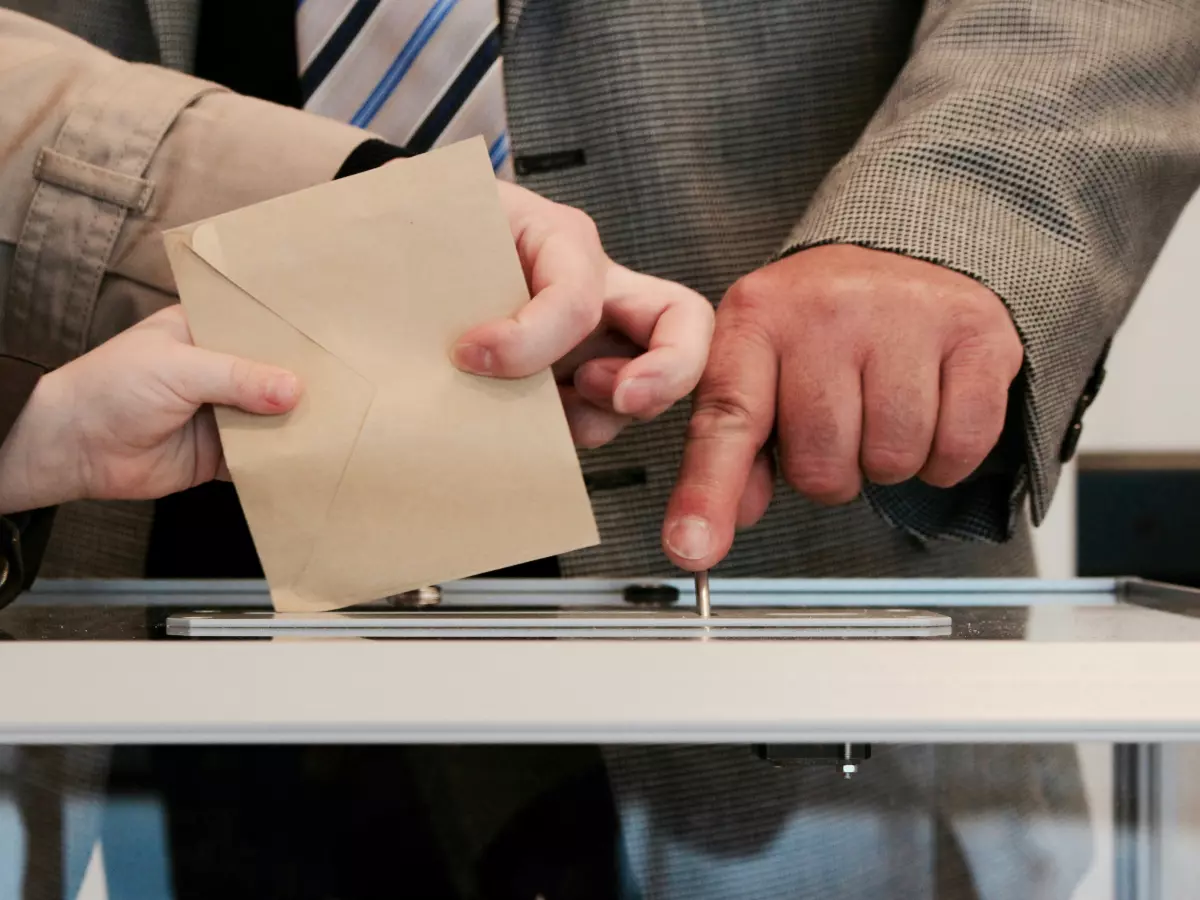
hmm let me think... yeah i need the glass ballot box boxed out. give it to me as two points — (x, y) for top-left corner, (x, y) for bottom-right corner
(1, 577), (1198, 900)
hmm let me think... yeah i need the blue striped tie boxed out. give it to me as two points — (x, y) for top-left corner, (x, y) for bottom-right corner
(296, 0), (512, 178)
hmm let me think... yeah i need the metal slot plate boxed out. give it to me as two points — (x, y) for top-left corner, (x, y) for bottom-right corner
(166, 607), (952, 639)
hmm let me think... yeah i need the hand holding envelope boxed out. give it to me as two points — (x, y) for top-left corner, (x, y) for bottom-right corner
(457, 183), (715, 449)
(164, 139), (603, 611)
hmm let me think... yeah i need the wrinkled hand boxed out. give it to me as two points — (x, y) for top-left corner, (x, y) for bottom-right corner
(0, 306), (300, 514)
(452, 182), (714, 448)
(662, 244), (1024, 570)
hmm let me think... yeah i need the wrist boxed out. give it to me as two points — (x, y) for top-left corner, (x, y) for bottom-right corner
(0, 369), (87, 514)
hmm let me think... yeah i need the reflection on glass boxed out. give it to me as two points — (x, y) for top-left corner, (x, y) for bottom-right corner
(4, 741), (1198, 900)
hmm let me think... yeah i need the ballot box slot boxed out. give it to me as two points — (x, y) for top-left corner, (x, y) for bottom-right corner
(164, 607), (954, 638)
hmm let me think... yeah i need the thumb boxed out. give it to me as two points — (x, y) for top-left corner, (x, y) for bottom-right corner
(173, 346), (301, 415)
(662, 323), (777, 570)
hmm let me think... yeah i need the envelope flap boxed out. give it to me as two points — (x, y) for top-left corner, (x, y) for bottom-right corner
(180, 137), (528, 384)
(164, 231), (375, 608)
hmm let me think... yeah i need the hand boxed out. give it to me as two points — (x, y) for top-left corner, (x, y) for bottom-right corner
(0, 306), (300, 514)
(662, 244), (1024, 569)
(451, 182), (714, 448)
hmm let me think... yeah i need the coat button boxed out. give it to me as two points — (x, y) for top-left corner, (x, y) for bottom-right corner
(1059, 342), (1111, 464)
(1059, 388), (1094, 463)
(1059, 418), (1084, 463)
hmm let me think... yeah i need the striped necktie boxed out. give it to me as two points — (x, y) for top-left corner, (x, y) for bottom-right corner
(296, 0), (513, 179)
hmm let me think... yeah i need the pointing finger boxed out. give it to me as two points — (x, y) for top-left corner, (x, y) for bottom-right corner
(662, 319), (777, 570)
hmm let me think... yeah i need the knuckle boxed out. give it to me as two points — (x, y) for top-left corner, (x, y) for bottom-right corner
(778, 395), (858, 501)
(725, 268), (853, 338)
(930, 388), (1007, 478)
(565, 395), (626, 450)
(861, 445), (925, 483)
(783, 455), (857, 502)
(948, 331), (1023, 380)
(798, 283), (846, 325)
(942, 376), (1009, 427)
(227, 358), (259, 399)
(574, 429), (610, 450)
(920, 468), (959, 489)
(679, 285), (718, 329)
(952, 385), (1007, 434)
(541, 296), (601, 345)
(717, 315), (777, 366)
(944, 334), (997, 370)
(722, 272), (777, 318)
(860, 390), (933, 481)
(565, 206), (601, 243)
(576, 418), (626, 450)
(687, 392), (758, 442)
(483, 326), (524, 372)
(791, 396), (842, 455)
(779, 420), (852, 499)
(999, 337), (1025, 376)
(568, 295), (603, 336)
(935, 428), (998, 468)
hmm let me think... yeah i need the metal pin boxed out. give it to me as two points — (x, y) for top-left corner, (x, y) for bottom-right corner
(384, 586), (442, 608)
(695, 570), (711, 618)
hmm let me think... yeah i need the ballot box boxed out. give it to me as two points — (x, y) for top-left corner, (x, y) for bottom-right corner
(2, 577), (1200, 899)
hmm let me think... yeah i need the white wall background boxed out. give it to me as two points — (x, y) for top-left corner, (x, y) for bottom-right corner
(1029, 189), (1200, 900)
(1033, 189), (1200, 579)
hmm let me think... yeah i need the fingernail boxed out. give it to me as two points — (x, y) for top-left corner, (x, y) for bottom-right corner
(613, 377), (654, 415)
(665, 515), (712, 561)
(266, 373), (298, 407)
(453, 343), (494, 375)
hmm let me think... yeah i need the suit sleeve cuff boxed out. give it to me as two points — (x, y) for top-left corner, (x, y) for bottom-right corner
(782, 150), (1119, 542)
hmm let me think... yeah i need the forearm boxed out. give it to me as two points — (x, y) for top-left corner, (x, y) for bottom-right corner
(0, 8), (372, 364)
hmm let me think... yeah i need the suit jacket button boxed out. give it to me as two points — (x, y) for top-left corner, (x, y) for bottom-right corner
(1059, 419), (1084, 463)
(1061, 342), (1110, 464)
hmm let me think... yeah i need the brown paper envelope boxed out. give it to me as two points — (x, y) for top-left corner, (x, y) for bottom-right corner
(162, 138), (599, 611)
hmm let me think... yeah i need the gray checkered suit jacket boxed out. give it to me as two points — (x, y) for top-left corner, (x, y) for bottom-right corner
(6, 1), (1199, 898)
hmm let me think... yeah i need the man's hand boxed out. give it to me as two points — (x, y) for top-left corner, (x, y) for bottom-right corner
(662, 244), (1023, 569)
(452, 182), (714, 448)
(0, 306), (300, 514)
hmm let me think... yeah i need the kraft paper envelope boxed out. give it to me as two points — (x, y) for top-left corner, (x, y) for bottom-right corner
(162, 138), (599, 611)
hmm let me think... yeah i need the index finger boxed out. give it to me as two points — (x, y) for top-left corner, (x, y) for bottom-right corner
(601, 269), (715, 418)
(662, 321), (778, 570)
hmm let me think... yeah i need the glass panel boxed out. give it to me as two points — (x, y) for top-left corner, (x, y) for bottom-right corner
(6, 579), (1199, 897)
(3, 740), (1197, 899)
